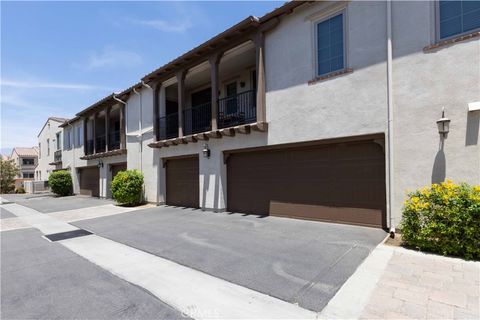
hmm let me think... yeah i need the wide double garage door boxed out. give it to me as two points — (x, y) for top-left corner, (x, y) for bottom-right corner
(227, 139), (386, 228)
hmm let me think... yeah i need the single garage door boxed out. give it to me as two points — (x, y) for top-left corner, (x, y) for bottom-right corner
(111, 163), (127, 179)
(227, 139), (386, 228)
(79, 167), (99, 197)
(166, 156), (199, 208)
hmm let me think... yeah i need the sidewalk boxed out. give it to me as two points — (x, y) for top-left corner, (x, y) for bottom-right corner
(360, 246), (479, 319)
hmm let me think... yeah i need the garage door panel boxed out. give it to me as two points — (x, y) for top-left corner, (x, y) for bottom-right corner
(227, 139), (386, 228)
(79, 167), (99, 197)
(166, 157), (199, 208)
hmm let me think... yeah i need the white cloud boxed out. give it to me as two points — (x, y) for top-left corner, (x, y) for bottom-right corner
(129, 18), (193, 33)
(86, 47), (142, 69)
(0, 79), (112, 91)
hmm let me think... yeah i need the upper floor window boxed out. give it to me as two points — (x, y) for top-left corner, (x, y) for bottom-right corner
(38, 143), (41, 159)
(439, 1), (480, 39)
(47, 139), (50, 156)
(22, 158), (34, 165)
(56, 132), (61, 150)
(76, 125), (83, 147)
(316, 12), (345, 76)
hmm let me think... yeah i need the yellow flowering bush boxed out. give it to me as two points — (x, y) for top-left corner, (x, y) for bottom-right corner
(111, 169), (144, 206)
(401, 180), (480, 260)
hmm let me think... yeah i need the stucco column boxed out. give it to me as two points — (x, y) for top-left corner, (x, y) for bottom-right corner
(93, 113), (97, 154)
(177, 70), (186, 137)
(255, 32), (266, 123)
(209, 53), (222, 131)
(105, 106), (111, 151)
(120, 104), (126, 149)
(152, 82), (161, 141)
(83, 117), (88, 155)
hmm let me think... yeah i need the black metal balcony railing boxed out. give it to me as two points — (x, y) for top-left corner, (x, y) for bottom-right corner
(184, 102), (212, 136)
(156, 91), (257, 140)
(54, 150), (62, 163)
(86, 139), (94, 155)
(218, 90), (256, 129)
(159, 112), (179, 140)
(95, 135), (106, 153)
(108, 130), (121, 150)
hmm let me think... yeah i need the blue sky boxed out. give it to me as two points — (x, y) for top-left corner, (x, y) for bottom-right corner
(0, 1), (281, 154)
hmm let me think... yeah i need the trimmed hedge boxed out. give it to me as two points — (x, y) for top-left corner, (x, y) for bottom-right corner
(48, 170), (73, 196)
(401, 181), (480, 260)
(111, 169), (143, 206)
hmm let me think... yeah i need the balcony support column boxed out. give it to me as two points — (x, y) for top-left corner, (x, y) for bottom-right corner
(93, 113), (97, 154)
(254, 31), (266, 123)
(152, 82), (162, 141)
(120, 104), (126, 149)
(83, 117), (88, 155)
(209, 53), (222, 131)
(105, 106), (111, 152)
(177, 70), (186, 137)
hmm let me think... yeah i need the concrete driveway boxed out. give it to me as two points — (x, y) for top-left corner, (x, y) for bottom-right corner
(74, 206), (387, 312)
(1, 227), (185, 319)
(1, 194), (114, 213)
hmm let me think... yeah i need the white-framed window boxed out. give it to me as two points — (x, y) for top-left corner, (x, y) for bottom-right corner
(315, 10), (346, 77)
(56, 132), (61, 150)
(76, 124), (83, 147)
(47, 139), (50, 156)
(38, 143), (41, 159)
(437, 1), (480, 40)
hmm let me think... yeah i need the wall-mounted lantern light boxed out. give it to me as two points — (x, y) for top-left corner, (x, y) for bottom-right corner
(202, 143), (211, 159)
(97, 159), (104, 168)
(436, 107), (451, 138)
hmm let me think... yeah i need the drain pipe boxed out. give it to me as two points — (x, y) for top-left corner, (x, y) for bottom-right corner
(133, 87), (143, 174)
(386, 0), (395, 237)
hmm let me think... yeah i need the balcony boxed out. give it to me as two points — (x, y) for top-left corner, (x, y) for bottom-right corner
(80, 101), (126, 160)
(149, 39), (267, 149)
(218, 90), (256, 129)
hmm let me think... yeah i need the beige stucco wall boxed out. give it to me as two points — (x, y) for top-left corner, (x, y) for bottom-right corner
(390, 0), (480, 226)
(126, 1), (479, 228)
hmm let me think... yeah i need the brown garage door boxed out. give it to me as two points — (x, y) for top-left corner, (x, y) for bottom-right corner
(79, 167), (99, 197)
(111, 163), (127, 179)
(166, 156), (199, 208)
(227, 139), (386, 228)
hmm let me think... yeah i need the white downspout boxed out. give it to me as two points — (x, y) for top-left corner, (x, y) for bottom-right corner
(387, 0), (395, 236)
(133, 87), (142, 174)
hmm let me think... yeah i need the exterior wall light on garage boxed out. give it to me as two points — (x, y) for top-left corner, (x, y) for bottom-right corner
(436, 107), (451, 138)
(97, 159), (104, 168)
(202, 143), (211, 159)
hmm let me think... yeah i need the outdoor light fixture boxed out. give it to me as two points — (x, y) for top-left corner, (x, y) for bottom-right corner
(97, 160), (104, 168)
(202, 143), (211, 158)
(436, 107), (451, 138)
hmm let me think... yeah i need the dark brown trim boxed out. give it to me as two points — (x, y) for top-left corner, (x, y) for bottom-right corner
(80, 148), (127, 160)
(161, 153), (200, 168)
(224, 133), (385, 156)
(308, 68), (354, 85)
(423, 31), (480, 52)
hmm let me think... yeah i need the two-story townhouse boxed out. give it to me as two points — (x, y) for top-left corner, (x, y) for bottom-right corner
(10, 147), (38, 189)
(36, 117), (69, 181)
(63, 0), (479, 231)
(59, 97), (127, 197)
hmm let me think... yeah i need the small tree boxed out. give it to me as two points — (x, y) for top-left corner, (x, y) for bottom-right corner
(0, 158), (19, 194)
(111, 169), (144, 206)
(48, 170), (73, 196)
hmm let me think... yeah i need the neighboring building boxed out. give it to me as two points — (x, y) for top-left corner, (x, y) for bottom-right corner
(36, 117), (69, 180)
(59, 101), (127, 198)
(9, 147), (38, 189)
(61, 1), (480, 230)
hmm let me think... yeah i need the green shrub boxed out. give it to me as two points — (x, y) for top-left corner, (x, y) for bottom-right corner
(15, 186), (26, 194)
(48, 170), (73, 196)
(111, 169), (143, 206)
(401, 180), (480, 260)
